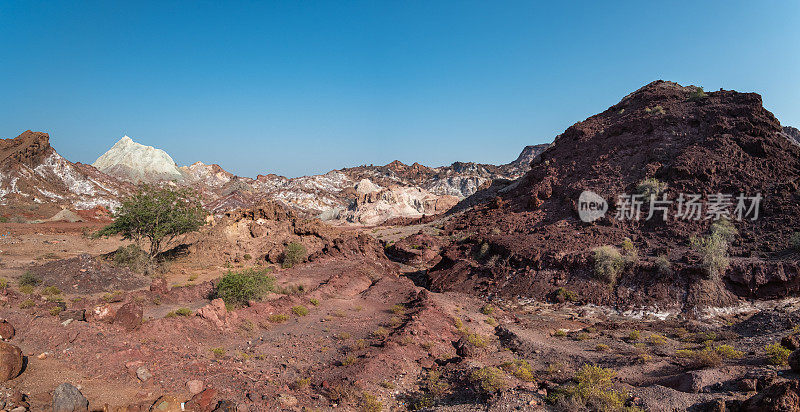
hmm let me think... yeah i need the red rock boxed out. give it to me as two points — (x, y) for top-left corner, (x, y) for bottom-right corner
(150, 277), (169, 295)
(196, 298), (230, 330)
(184, 388), (217, 412)
(0, 341), (23, 381)
(114, 301), (143, 332)
(0, 320), (15, 341)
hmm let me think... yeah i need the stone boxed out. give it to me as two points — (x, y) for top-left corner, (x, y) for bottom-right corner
(196, 298), (229, 330)
(187, 379), (204, 395)
(184, 388), (217, 412)
(0, 320), (15, 341)
(276, 394), (297, 407)
(790, 350), (800, 373)
(59, 309), (86, 322)
(782, 334), (800, 351)
(0, 341), (24, 381)
(136, 366), (152, 382)
(52, 382), (89, 412)
(741, 380), (800, 412)
(151, 395), (182, 412)
(212, 400), (236, 411)
(92, 304), (117, 323)
(114, 302), (143, 332)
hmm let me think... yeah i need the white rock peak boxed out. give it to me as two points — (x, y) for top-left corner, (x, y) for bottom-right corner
(92, 135), (185, 183)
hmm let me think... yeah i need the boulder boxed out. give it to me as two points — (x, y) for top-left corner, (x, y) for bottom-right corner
(114, 302), (143, 332)
(59, 309), (86, 322)
(184, 388), (217, 412)
(741, 380), (800, 412)
(150, 277), (169, 295)
(135, 366), (152, 382)
(52, 382), (89, 412)
(0, 341), (23, 381)
(187, 379), (204, 395)
(197, 299), (231, 330)
(0, 320), (15, 341)
(790, 350), (800, 373)
(151, 395), (183, 412)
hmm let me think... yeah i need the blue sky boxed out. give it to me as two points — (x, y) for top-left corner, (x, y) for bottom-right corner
(1, 1), (797, 178)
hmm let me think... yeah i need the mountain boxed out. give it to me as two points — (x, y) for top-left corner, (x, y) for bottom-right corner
(427, 81), (800, 312)
(92, 136), (184, 183)
(0, 130), (129, 218)
(783, 125), (800, 145)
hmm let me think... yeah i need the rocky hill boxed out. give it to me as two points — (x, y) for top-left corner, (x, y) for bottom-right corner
(0, 130), (129, 219)
(93, 136), (184, 183)
(427, 81), (800, 313)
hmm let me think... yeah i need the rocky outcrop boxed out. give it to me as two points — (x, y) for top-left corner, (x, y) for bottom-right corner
(93, 136), (184, 183)
(0, 341), (23, 381)
(428, 81), (800, 311)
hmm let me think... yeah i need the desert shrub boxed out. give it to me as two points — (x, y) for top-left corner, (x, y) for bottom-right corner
(19, 285), (34, 294)
(96, 184), (206, 259)
(644, 105), (666, 115)
(620, 237), (639, 265)
(49, 306), (62, 316)
(791, 232), (800, 251)
(20, 299), (35, 309)
(485, 317), (498, 327)
(0, 278), (7, 289)
(647, 334), (667, 346)
(715, 344), (743, 359)
(372, 327), (390, 339)
(688, 86), (708, 101)
(469, 367), (508, 395)
(282, 242), (306, 268)
(654, 254), (672, 275)
(41, 286), (61, 296)
(112, 244), (152, 273)
(334, 332), (351, 341)
(476, 242), (490, 259)
(595, 344), (610, 352)
(0, 216), (7, 223)
(553, 329), (567, 337)
(628, 330), (640, 342)
(548, 364), (626, 411)
(555, 287), (578, 302)
(268, 314), (288, 323)
(765, 342), (791, 365)
(576, 332), (591, 341)
(359, 392), (382, 412)
(466, 333), (488, 348)
(309, 298), (320, 306)
(636, 177), (667, 199)
(691, 219), (737, 279)
(175, 307), (192, 316)
(243, 253), (252, 261)
(275, 283), (305, 295)
(676, 348), (722, 368)
(501, 359), (535, 382)
(480, 304), (495, 315)
(390, 304), (406, 315)
(593, 246), (624, 284)
(292, 305), (309, 316)
(341, 355), (357, 366)
(19, 271), (41, 287)
(214, 267), (275, 308)
(386, 316), (403, 328)
(210, 347), (225, 358)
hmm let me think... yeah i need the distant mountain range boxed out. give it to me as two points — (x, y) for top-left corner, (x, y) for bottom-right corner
(1, 131), (549, 224)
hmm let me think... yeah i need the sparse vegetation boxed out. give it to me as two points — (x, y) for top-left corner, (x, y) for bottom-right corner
(210, 347), (225, 358)
(372, 327), (390, 339)
(500, 359), (535, 382)
(0, 278), (7, 289)
(390, 304), (406, 315)
(268, 314), (289, 323)
(19, 285), (35, 294)
(309, 298), (320, 306)
(96, 184), (206, 259)
(484, 317), (498, 327)
(676, 348), (723, 368)
(50, 306), (62, 316)
(688, 86), (708, 101)
(112, 244), (153, 274)
(636, 177), (667, 199)
(341, 355), (357, 366)
(654, 254), (672, 275)
(691, 219), (737, 279)
(554, 287), (578, 302)
(627, 330), (640, 342)
(359, 392), (383, 412)
(466, 333), (488, 348)
(593, 246), (624, 284)
(174, 307), (193, 316)
(292, 305), (309, 316)
(620, 237), (639, 265)
(282, 242), (307, 268)
(553, 329), (567, 338)
(647, 334), (667, 346)
(715, 344), (744, 359)
(469, 367), (508, 395)
(547, 364), (628, 411)
(765, 342), (792, 365)
(19, 271), (41, 287)
(41, 286), (61, 296)
(214, 267), (275, 308)
(595, 344), (610, 352)
(20, 299), (35, 309)
(480, 304), (495, 315)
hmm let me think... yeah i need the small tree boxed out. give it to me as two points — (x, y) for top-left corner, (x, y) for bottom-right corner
(97, 185), (206, 259)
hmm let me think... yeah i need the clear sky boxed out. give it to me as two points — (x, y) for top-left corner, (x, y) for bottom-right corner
(1, 1), (797, 178)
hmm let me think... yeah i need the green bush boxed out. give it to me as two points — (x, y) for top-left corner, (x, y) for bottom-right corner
(214, 267), (275, 308)
(501, 359), (535, 382)
(19, 271), (41, 287)
(469, 367), (508, 395)
(41, 286), (61, 296)
(636, 178), (667, 199)
(282, 242), (307, 268)
(113, 244), (152, 273)
(555, 287), (578, 302)
(654, 254), (672, 275)
(688, 86), (708, 101)
(765, 342), (791, 365)
(175, 307), (193, 316)
(691, 219), (737, 279)
(291, 305), (309, 316)
(96, 184), (206, 259)
(593, 246), (624, 284)
(548, 364), (627, 411)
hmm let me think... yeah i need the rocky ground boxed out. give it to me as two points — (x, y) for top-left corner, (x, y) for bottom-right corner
(1, 213), (800, 411)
